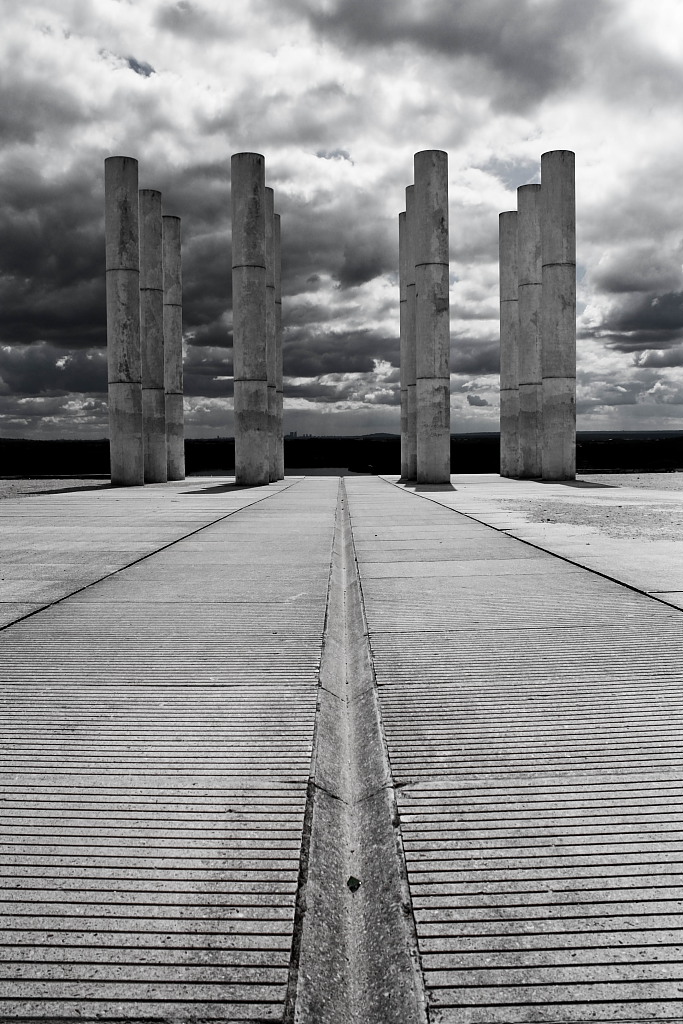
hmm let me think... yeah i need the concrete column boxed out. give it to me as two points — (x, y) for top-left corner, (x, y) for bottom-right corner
(265, 187), (277, 482)
(139, 189), (167, 483)
(517, 184), (543, 478)
(414, 150), (450, 484)
(163, 215), (185, 480)
(499, 211), (519, 478)
(274, 212), (284, 480)
(541, 150), (576, 480)
(398, 210), (409, 479)
(405, 185), (417, 480)
(231, 152), (269, 486)
(105, 156), (144, 486)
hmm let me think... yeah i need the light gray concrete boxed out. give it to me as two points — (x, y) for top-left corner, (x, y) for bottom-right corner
(399, 210), (409, 480)
(405, 184), (417, 481)
(290, 481), (428, 1024)
(0, 476), (335, 1021)
(139, 189), (167, 484)
(231, 152), (269, 486)
(517, 183), (543, 478)
(354, 475), (683, 1021)
(541, 149), (576, 480)
(274, 213), (284, 480)
(414, 151), (450, 484)
(265, 187), (277, 483)
(105, 156), (144, 486)
(162, 215), (185, 480)
(498, 211), (519, 478)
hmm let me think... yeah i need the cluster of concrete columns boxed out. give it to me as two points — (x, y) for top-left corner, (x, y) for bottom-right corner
(105, 156), (185, 486)
(499, 150), (576, 481)
(399, 150), (451, 485)
(231, 153), (284, 486)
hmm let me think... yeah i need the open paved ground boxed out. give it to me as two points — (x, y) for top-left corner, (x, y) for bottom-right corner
(0, 474), (681, 1022)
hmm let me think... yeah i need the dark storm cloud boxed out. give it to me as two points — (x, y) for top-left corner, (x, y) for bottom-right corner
(466, 393), (490, 407)
(183, 345), (233, 396)
(0, 343), (106, 395)
(283, 327), (398, 376)
(590, 245), (683, 296)
(451, 338), (499, 375)
(635, 346), (683, 368)
(590, 291), (683, 353)
(339, 233), (393, 289)
(127, 57), (155, 77)
(294, 0), (611, 109)
(286, 376), (400, 406)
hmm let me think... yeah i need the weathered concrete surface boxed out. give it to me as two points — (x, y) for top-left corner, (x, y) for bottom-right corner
(266, 187), (278, 483)
(498, 211), (519, 478)
(232, 152), (269, 486)
(414, 151), (450, 484)
(274, 213), (284, 481)
(541, 150), (576, 481)
(162, 215), (185, 481)
(517, 184), (542, 479)
(355, 474), (683, 1022)
(0, 476), (337, 1021)
(139, 189), (167, 484)
(391, 472), (683, 609)
(105, 156), (144, 486)
(290, 481), (427, 1023)
(399, 209), (409, 480)
(405, 185), (417, 481)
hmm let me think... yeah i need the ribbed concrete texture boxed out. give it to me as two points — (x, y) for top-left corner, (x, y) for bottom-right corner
(139, 189), (167, 484)
(105, 156), (144, 486)
(162, 215), (185, 481)
(517, 184), (543, 479)
(232, 152), (269, 486)
(348, 476), (683, 1024)
(265, 187), (278, 483)
(405, 184), (417, 481)
(0, 476), (337, 1021)
(498, 211), (519, 479)
(274, 213), (284, 480)
(414, 150), (450, 485)
(541, 150), (576, 481)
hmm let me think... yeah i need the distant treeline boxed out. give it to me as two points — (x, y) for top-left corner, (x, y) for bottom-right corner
(0, 432), (682, 477)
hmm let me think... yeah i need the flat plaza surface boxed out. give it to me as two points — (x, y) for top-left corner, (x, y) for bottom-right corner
(0, 473), (682, 1022)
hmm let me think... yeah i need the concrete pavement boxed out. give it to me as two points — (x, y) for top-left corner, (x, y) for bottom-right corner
(0, 474), (681, 1022)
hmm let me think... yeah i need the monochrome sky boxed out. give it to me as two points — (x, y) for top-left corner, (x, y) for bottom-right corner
(3, 0), (683, 438)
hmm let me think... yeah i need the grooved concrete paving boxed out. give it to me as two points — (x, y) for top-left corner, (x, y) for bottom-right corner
(2, 474), (683, 1022)
(0, 476), (337, 1021)
(345, 476), (683, 1024)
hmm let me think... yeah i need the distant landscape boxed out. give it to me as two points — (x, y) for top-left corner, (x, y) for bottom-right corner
(0, 432), (682, 478)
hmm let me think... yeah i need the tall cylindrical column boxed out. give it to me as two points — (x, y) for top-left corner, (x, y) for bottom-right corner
(265, 186), (277, 483)
(105, 156), (144, 486)
(541, 150), (576, 480)
(231, 152), (269, 486)
(163, 215), (185, 480)
(405, 185), (417, 481)
(414, 151), (450, 484)
(274, 212), (284, 480)
(517, 184), (543, 478)
(399, 210), (409, 479)
(499, 211), (519, 478)
(139, 189), (167, 483)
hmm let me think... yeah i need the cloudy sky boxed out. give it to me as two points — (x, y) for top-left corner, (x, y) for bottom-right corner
(2, 0), (683, 438)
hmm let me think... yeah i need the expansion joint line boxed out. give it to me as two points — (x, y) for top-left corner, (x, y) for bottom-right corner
(285, 479), (428, 1024)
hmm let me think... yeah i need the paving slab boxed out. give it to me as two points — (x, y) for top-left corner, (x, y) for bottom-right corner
(346, 475), (683, 1024)
(0, 476), (337, 1022)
